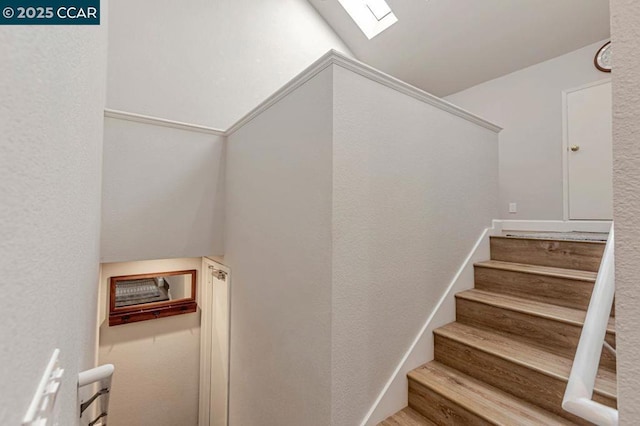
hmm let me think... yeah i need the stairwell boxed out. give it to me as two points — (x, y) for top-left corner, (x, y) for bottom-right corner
(380, 234), (616, 425)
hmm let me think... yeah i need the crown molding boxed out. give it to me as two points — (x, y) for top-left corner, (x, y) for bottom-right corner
(105, 50), (501, 137)
(226, 50), (502, 135)
(329, 50), (502, 133)
(225, 50), (338, 135)
(104, 109), (226, 136)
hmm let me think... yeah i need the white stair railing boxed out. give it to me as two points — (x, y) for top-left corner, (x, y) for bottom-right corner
(562, 224), (617, 425)
(79, 364), (115, 426)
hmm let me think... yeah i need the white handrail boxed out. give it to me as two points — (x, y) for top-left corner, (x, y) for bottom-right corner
(79, 364), (115, 426)
(78, 364), (114, 388)
(562, 225), (617, 425)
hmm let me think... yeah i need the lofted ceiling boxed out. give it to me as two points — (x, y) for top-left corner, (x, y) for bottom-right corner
(308, 0), (610, 96)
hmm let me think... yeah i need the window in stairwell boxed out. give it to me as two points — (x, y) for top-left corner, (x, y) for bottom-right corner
(338, 0), (398, 40)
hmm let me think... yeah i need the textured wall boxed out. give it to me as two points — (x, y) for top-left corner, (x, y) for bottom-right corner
(107, 0), (352, 129)
(98, 258), (202, 426)
(611, 0), (640, 423)
(225, 69), (334, 426)
(102, 0), (351, 262)
(446, 41), (609, 219)
(332, 65), (499, 426)
(0, 5), (107, 425)
(225, 61), (499, 426)
(101, 118), (224, 262)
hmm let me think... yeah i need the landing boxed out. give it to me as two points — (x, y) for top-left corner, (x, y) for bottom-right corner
(501, 231), (608, 242)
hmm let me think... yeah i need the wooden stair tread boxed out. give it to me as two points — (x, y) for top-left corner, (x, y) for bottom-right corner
(434, 322), (617, 400)
(475, 260), (597, 282)
(378, 407), (436, 426)
(393, 232), (613, 424)
(456, 289), (615, 334)
(408, 361), (574, 425)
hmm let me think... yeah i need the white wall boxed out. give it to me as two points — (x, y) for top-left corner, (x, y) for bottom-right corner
(611, 1), (640, 423)
(446, 40), (609, 219)
(331, 65), (499, 426)
(225, 59), (499, 426)
(101, 117), (224, 262)
(106, 0), (352, 129)
(98, 258), (202, 426)
(0, 6), (107, 426)
(102, 0), (351, 264)
(225, 68), (334, 426)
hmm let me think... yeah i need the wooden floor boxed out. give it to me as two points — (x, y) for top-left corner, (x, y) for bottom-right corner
(379, 233), (615, 425)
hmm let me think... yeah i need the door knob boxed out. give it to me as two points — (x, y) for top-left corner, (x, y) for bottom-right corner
(570, 145), (580, 152)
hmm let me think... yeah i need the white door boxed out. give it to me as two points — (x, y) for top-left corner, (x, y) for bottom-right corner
(565, 80), (613, 220)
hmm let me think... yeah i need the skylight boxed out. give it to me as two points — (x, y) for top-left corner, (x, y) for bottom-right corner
(338, 0), (398, 40)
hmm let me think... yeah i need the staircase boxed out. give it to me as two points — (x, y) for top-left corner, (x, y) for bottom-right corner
(380, 234), (616, 425)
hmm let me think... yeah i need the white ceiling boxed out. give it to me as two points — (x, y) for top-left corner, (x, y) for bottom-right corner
(308, 0), (610, 96)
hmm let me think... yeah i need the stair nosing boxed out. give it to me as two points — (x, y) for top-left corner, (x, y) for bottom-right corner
(474, 260), (597, 282)
(433, 322), (617, 400)
(490, 235), (606, 245)
(455, 289), (615, 335)
(434, 324), (568, 383)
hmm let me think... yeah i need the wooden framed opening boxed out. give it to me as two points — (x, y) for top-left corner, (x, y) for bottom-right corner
(109, 269), (197, 326)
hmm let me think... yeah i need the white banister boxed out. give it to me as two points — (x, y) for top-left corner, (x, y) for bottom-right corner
(562, 225), (617, 425)
(79, 364), (115, 426)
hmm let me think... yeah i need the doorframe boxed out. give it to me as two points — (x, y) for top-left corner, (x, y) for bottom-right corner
(562, 78), (612, 220)
(199, 257), (231, 426)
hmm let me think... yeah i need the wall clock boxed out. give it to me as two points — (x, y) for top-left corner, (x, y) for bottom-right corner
(594, 41), (611, 72)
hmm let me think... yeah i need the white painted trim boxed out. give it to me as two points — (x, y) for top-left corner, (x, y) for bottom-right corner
(495, 219), (612, 233)
(562, 89), (569, 221)
(561, 78), (612, 221)
(104, 109), (226, 136)
(199, 257), (231, 426)
(361, 224), (499, 425)
(199, 258), (213, 426)
(93, 264), (103, 367)
(225, 51), (336, 135)
(105, 51), (501, 138)
(330, 51), (502, 133)
(564, 78), (612, 95)
(226, 50), (502, 135)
